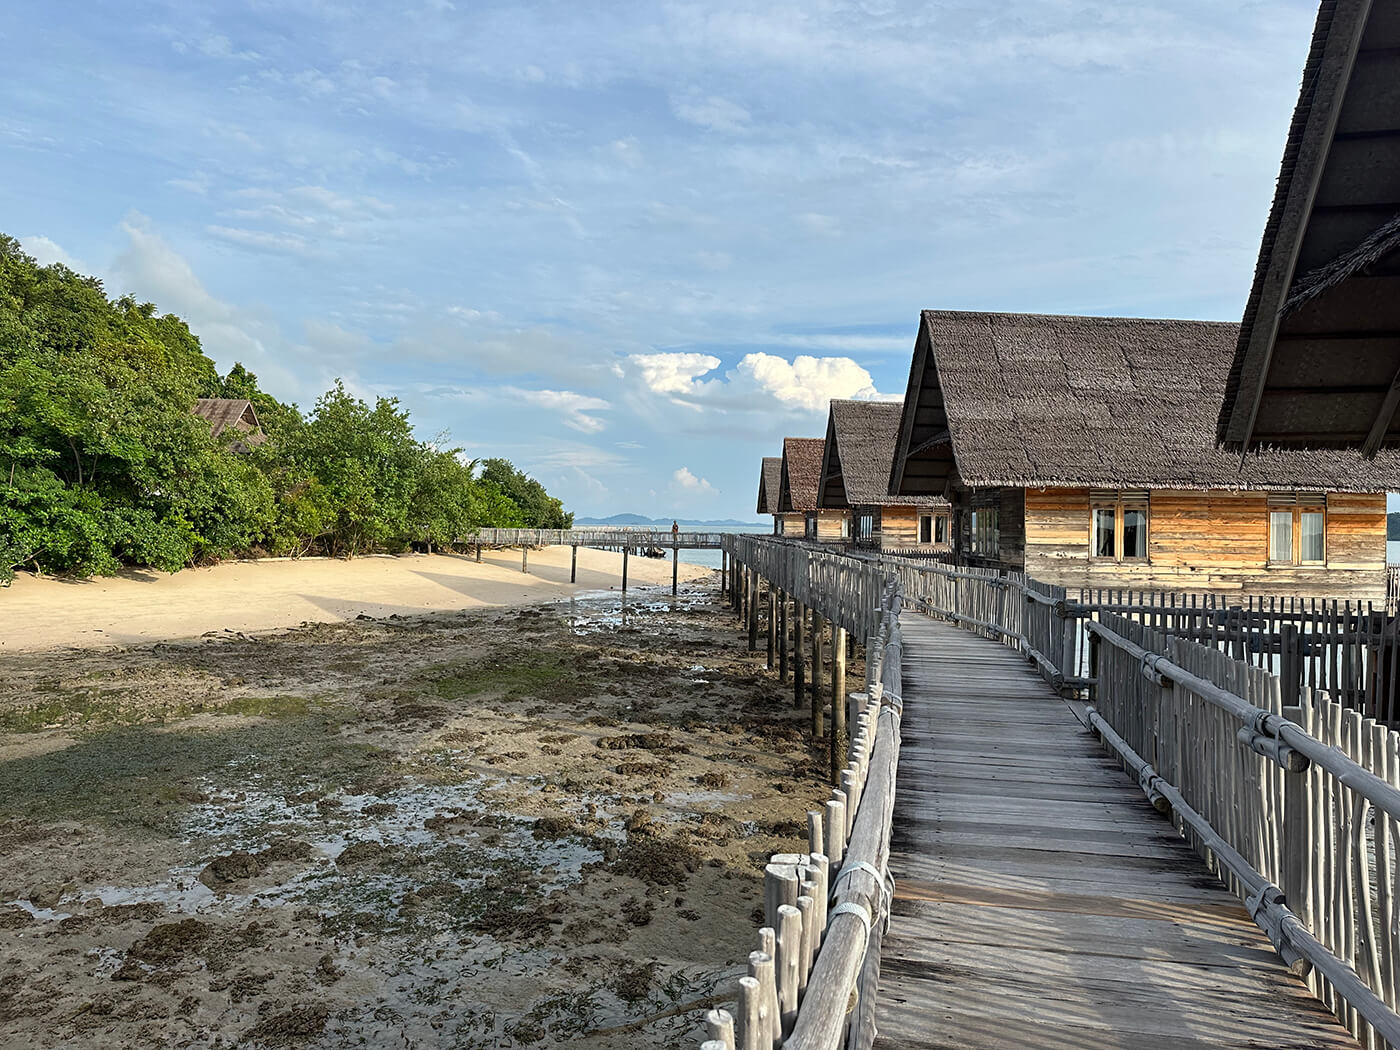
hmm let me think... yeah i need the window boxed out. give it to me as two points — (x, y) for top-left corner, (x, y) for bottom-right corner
(1090, 493), (1149, 561)
(934, 514), (948, 544)
(971, 507), (999, 557)
(919, 515), (932, 544)
(1268, 497), (1326, 564)
(858, 513), (874, 541)
(805, 514), (817, 540)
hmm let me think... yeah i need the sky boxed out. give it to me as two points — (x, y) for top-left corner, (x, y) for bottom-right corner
(2, 0), (1332, 521)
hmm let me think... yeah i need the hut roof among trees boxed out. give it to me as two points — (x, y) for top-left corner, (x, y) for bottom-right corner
(777, 437), (826, 513)
(891, 310), (1400, 494)
(818, 400), (946, 509)
(192, 398), (266, 447)
(756, 456), (783, 514)
(1218, 0), (1400, 455)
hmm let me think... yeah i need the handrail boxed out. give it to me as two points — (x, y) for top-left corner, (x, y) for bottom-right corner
(701, 538), (905, 1050)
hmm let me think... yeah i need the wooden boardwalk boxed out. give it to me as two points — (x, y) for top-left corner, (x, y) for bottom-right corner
(873, 615), (1358, 1050)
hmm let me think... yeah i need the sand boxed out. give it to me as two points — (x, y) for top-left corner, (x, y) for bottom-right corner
(0, 547), (711, 651)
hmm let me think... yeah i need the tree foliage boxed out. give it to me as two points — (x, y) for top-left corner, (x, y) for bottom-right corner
(0, 235), (570, 580)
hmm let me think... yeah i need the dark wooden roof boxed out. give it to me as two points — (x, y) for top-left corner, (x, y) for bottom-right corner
(1219, 0), (1400, 455)
(777, 438), (826, 513)
(818, 400), (946, 510)
(192, 398), (266, 447)
(891, 310), (1400, 493)
(756, 457), (782, 514)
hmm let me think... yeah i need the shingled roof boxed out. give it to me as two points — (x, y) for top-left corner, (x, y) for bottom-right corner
(1219, 0), (1400, 454)
(756, 457), (783, 515)
(818, 400), (945, 509)
(893, 310), (1400, 494)
(192, 398), (266, 448)
(777, 438), (825, 513)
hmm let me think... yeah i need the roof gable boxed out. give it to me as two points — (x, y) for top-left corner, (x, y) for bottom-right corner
(1220, 0), (1400, 454)
(756, 457), (782, 514)
(192, 398), (266, 447)
(904, 309), (1400, 492)
(888, 318), (958, 497)
(777, 437), (825, 512)
(820, 399), (946, 508)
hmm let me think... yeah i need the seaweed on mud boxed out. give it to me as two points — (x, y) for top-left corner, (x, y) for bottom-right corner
(595, 733), (682, 752)
(241, 1003), (330, 1047)
(610, 836), (702, 885)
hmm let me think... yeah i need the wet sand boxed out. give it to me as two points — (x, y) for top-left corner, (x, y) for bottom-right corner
(0, 547), (709, 651)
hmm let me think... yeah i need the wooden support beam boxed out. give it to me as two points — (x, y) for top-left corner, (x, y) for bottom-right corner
(793, 601), (806, 709)
(622, 548), (629, 594)
(748, 571), (759, 651)
(778, 591), (789, 683)
(767, 587), (777, 670)
(522, 546), (529, 574)
(831, 625), (847, 784)
(1362, 359), (1400, 457)
(811, 611), (825, 737)
(570, 544), (578, 583)
(672, 544), (679, 596)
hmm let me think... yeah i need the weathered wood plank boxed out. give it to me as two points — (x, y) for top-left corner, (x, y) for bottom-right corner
(873, 615), (1357, 1050)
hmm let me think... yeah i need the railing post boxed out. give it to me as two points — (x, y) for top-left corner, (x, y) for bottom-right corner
(832, 625), (847, 785)
(811, 611), (825, 738)
(767, 586), (777, 670)
(779, 590), (789, 683)
(748, 571), (760, 651)
(794, 601), (806, 709)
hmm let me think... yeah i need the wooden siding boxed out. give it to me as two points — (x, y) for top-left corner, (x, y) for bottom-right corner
(1022, 487), (1387, 599)
(879, 506), (952, 552)
(777, 513), (806, 537)
(815, 509), (849, 542)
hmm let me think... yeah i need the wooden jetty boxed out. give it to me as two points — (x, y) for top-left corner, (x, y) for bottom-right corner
(875, 615), (1354, 1049)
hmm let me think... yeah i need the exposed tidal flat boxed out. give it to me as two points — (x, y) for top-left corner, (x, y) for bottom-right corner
(0, 566), (840, 1047)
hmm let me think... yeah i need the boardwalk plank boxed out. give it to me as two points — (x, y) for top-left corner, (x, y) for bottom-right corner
(873, 615), (1356, 1050)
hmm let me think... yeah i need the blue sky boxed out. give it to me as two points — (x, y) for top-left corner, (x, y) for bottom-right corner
(3, 1), (1330, 520)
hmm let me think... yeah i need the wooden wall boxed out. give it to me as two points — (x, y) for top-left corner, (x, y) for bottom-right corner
(878, 506), (952, 551)
(777, 514), (806, 537)
(815, 510), (849, 542)
(1022, 487), (1387, 599)
(954, 488), (1025, 568)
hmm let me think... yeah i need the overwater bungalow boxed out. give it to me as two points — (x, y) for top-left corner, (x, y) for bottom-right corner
(756, 456), (783, 535)
(1219, 0), (1400, 455)
(777, 437), (848, 541)
(816, 399), (950, 552)
(887, 310), (1400, 598)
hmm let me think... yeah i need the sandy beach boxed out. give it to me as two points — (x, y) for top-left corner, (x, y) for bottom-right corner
(0, 546), (710, 651)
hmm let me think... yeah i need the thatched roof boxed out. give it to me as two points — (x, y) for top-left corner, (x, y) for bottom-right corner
(818, 400), (945, 509)
(192, 398), (266, 447)
(1219, 0), (1400, 455)
(777, 438), (825, 513)
(894, 310), (1400, 493)
(756, 457), (782, 514)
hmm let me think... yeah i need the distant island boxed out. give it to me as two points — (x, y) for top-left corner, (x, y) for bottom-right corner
(574, 513), (765, 528)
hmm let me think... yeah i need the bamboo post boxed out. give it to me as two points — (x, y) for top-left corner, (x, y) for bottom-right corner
(776, 905), (802, 1036)
(832, 626), (847, 784)
(807, 810), (824, 858)
(672, 543), (679, 596)
(570, 544), (578, 583)
(796, 893), (816, 992)
(622, 548), (629, 594)
(475, 541), (481, 563)
(763, 862), (800, 931)
(704, 1008), (736, 1050)
(721, 550), (728, 602)
(522, 546), (529, 574)
(736, 976), (763, 1050)
(812, 611), (825, 737)
(825, 796), (845, 867)
(756, 929), (778, 1048)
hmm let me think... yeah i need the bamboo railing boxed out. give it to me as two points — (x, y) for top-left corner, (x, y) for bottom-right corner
(912, 560), (1400, 1046)
(702, 537), (904, 1050)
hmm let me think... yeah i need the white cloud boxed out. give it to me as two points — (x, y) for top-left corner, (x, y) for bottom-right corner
(507, 387), (611, 433)
(671, 93), (752, 133)
(672, 466), (717, 494)
(733, 353), (886, 412)
(629, 352), (721, 396)
(20, 235), (86, 272)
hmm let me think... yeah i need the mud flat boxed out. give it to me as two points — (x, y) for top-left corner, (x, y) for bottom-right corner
(0, 585), (849, 1048)
(0, 546), (710, 651)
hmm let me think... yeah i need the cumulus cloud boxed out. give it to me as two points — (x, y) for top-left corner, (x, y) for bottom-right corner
(507, 387), (611, 433)
(733, 353), (885, 412)
(625, 350), (889, 414)
(628, 352), (721, 397)
(672, 467), (716, 494)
